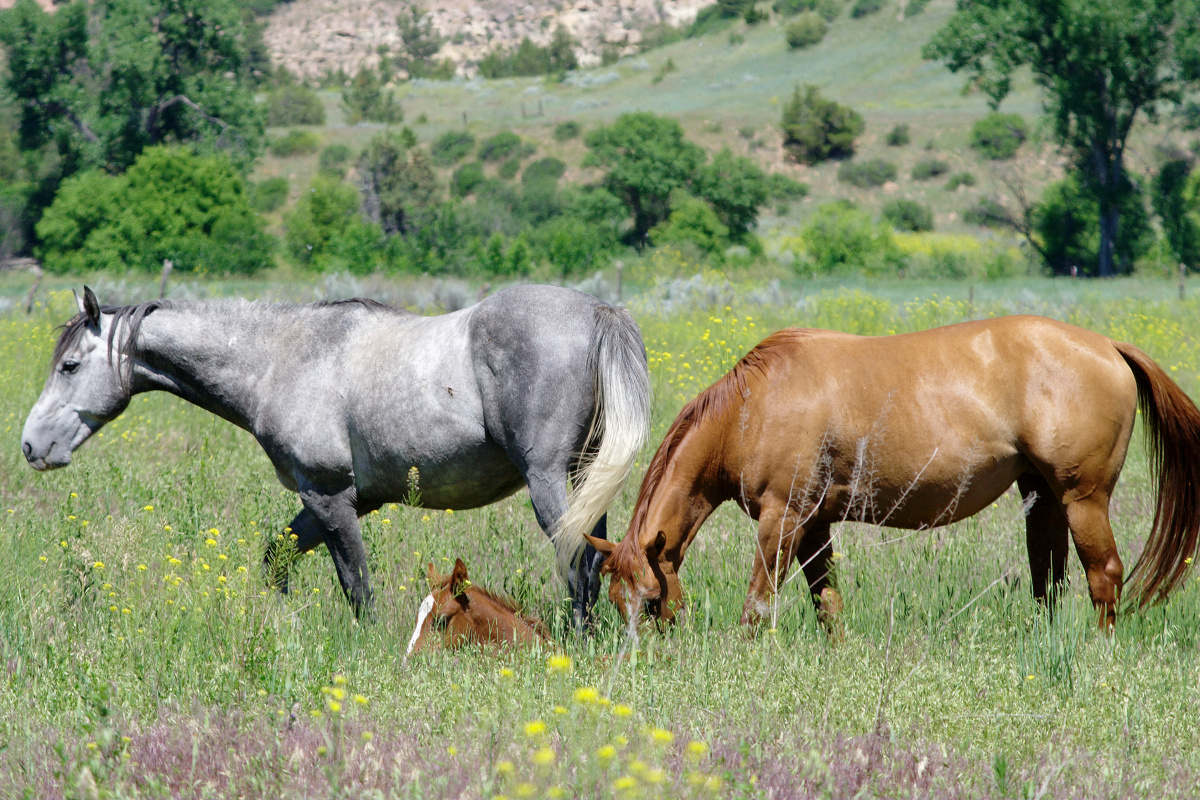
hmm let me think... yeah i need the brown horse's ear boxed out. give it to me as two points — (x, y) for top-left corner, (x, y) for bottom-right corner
(81, 286), (101, 328)
(449, 558), (470, 599)
(584, 535), (617, 556)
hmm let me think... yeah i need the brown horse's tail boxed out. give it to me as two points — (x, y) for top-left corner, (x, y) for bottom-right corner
(1114, 341), (1200, 607)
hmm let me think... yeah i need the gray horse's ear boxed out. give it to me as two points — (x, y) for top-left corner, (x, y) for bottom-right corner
(81, 286), (101, 328)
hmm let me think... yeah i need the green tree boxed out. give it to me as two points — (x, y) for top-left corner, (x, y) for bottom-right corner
(395, 6), (446, 78)
(285, 174), (362, 265)
(1033, 172), (1153, 276)
(925, 0), (1200, 277)
(356, 130), (439, 236)
(341, 68), (403, 124)
(1152, 159), (1200, 270)
(584, 112), (705, 243)
(36, 146), (271, 274)
(0, 0), (265, 176)
(650, 192), (730, 260)
(781, 85), (864, 165)
(694, 149), (767, 241)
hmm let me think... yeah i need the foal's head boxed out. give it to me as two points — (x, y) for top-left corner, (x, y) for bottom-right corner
(404, 559), (548, 662)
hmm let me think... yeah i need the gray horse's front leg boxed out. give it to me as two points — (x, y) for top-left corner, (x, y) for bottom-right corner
(263, 508), (327, 594)
(298, 484), (374, 618)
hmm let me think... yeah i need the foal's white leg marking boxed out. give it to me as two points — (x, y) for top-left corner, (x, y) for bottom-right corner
(405, 594), (436, 660)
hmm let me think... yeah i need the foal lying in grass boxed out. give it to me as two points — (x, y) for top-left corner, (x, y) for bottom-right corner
(405, 559), (548, 662)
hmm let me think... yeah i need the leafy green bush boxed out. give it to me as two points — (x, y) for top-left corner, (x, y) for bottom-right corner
(476, 27), (578, 78)
(341, 69), (403, 124)
(911, 158), (949, 181)
(782, 85), (864, 164)
(881, 199), (934, 231)
(850, 0), (884, 17)
(522, 157), (566, 185)
(268, 130), (322, 158)
(837, 158), (897, 187)
(317, 144), (352, 178)
(498, 157), (522, 180)
(450, 161), (485, 198)
(553, 120), (582, 141)
(479, 131), (534, 163)
(37, 147), (273, 274)
(774, 0), (842, 22)
(266, 85), (326, 127)
(1152, 159), (1200, 269)
(800, 200), (897, 273)
(284, 174), (365, 267)
(766, 173), (810, 199)
(970, 112), (1027, 160)
(650, 192), (730, 259)
(1033, 173), (1153, 275)
(945, 171), (977, 191)
(695, 148), (768, 241)
(431, 130), (476, 166)
(250, 177), (289, 212)
(785, 13), (828, 49)
(885, 124), (910, 146)
(962, 197), (1008, 228)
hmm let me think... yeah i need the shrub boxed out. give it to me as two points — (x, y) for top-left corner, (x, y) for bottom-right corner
(885, 124), (910, 147)
(850, 0), (884, 17)
(553, 120), (581, 141)
(341, 69), (403, 125)
(268, 130), (322, 158)
(695, 149), (768, 240)
(284, 175), (362, 266)
(782, 85), (864, 164)
(970, 112), (1027, 160)
(431, 130), (476, 166)
(774, 0), (842, 22)
(785, 13), (828, 49)
(266, 85), (326, 127)
(318, 144), (352, 177)
(800, 200), (897, 273)
(1033, 173), (1153, 276)
(522, 157), (566, 185)
(498, 156), (522, 180)
(479, 131), (534, 163)
(963, 197), (1009, 228)
(650, 192), (730, 259)
(766, 173), (810, 199)
(945, 171), (977, 191)
(250, 177), (289, 212)
(837, 158), (897, 188)
(450, 161), (485, 198)
(1152, 159), (1200, 268)
(476, 26), (578, 78)
(911, 158), (949, 181)
(37, 147), (273, 275)
(881, 199), (934, 231)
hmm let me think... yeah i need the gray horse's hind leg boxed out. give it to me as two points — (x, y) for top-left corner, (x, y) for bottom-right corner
(264, 508), (326, 594)
(525, 470), (603, 631)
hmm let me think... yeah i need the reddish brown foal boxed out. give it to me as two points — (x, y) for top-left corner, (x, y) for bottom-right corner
(405, 559), (548, 662)
(587, 316), (1200, 632)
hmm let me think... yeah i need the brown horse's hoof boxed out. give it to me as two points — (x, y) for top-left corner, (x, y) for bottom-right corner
(819, 588), (845, 644)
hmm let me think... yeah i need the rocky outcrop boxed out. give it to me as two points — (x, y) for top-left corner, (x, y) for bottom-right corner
(264, 0), (715, 81)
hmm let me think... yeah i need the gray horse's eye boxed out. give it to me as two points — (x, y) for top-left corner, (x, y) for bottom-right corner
(60, 360), (80, 374)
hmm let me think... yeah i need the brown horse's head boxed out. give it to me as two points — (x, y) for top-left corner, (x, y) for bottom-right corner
(404, 558), (547, 663)
(586, 533), (685, 625)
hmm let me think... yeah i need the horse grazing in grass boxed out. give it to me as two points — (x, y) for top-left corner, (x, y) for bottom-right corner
(22, 286), (649, 626)
(586, 316), (1200, 632)
(405, 559), (548, 662)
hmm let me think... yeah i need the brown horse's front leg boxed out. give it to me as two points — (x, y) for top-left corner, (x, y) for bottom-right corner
(740, 506), (806, 628)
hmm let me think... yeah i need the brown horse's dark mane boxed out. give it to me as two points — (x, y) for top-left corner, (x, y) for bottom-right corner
(615, 329), (811, 568)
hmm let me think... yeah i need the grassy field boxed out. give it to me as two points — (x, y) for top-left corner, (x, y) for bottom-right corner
(2, 272), (1200, 798)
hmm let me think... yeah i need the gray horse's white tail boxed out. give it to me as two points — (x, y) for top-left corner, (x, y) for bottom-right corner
(552, 305), (650, 580)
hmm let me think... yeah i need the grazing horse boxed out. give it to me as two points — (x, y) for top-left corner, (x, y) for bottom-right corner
(404, 558), (548, 662)
(22, 286), (649, 626)
(586, 316), (1200, 632)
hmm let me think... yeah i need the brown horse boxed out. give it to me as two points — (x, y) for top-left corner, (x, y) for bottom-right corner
(586, 316), (1200, 632)
(404, 559), (549, 662)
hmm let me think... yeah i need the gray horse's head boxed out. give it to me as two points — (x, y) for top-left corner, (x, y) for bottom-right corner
(22, 287), (132, 471)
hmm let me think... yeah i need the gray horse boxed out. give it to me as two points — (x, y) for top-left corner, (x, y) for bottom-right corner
(21, 285), (650, 626)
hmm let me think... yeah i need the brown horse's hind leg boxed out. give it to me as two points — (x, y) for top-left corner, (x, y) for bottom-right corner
(794, 523), (844, 641)
(1064, 495), (1124, 629)
(1016, 472), (1070, 609)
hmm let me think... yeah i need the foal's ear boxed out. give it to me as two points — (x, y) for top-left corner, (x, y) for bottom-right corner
(81, 286), (101, 328)
(449, 558), (471, 599)
(583, 535), (617, 556)
(426, 561), (442, 587)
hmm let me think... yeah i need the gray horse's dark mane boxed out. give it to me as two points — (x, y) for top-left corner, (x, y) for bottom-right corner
(50, 296), (405, 386)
